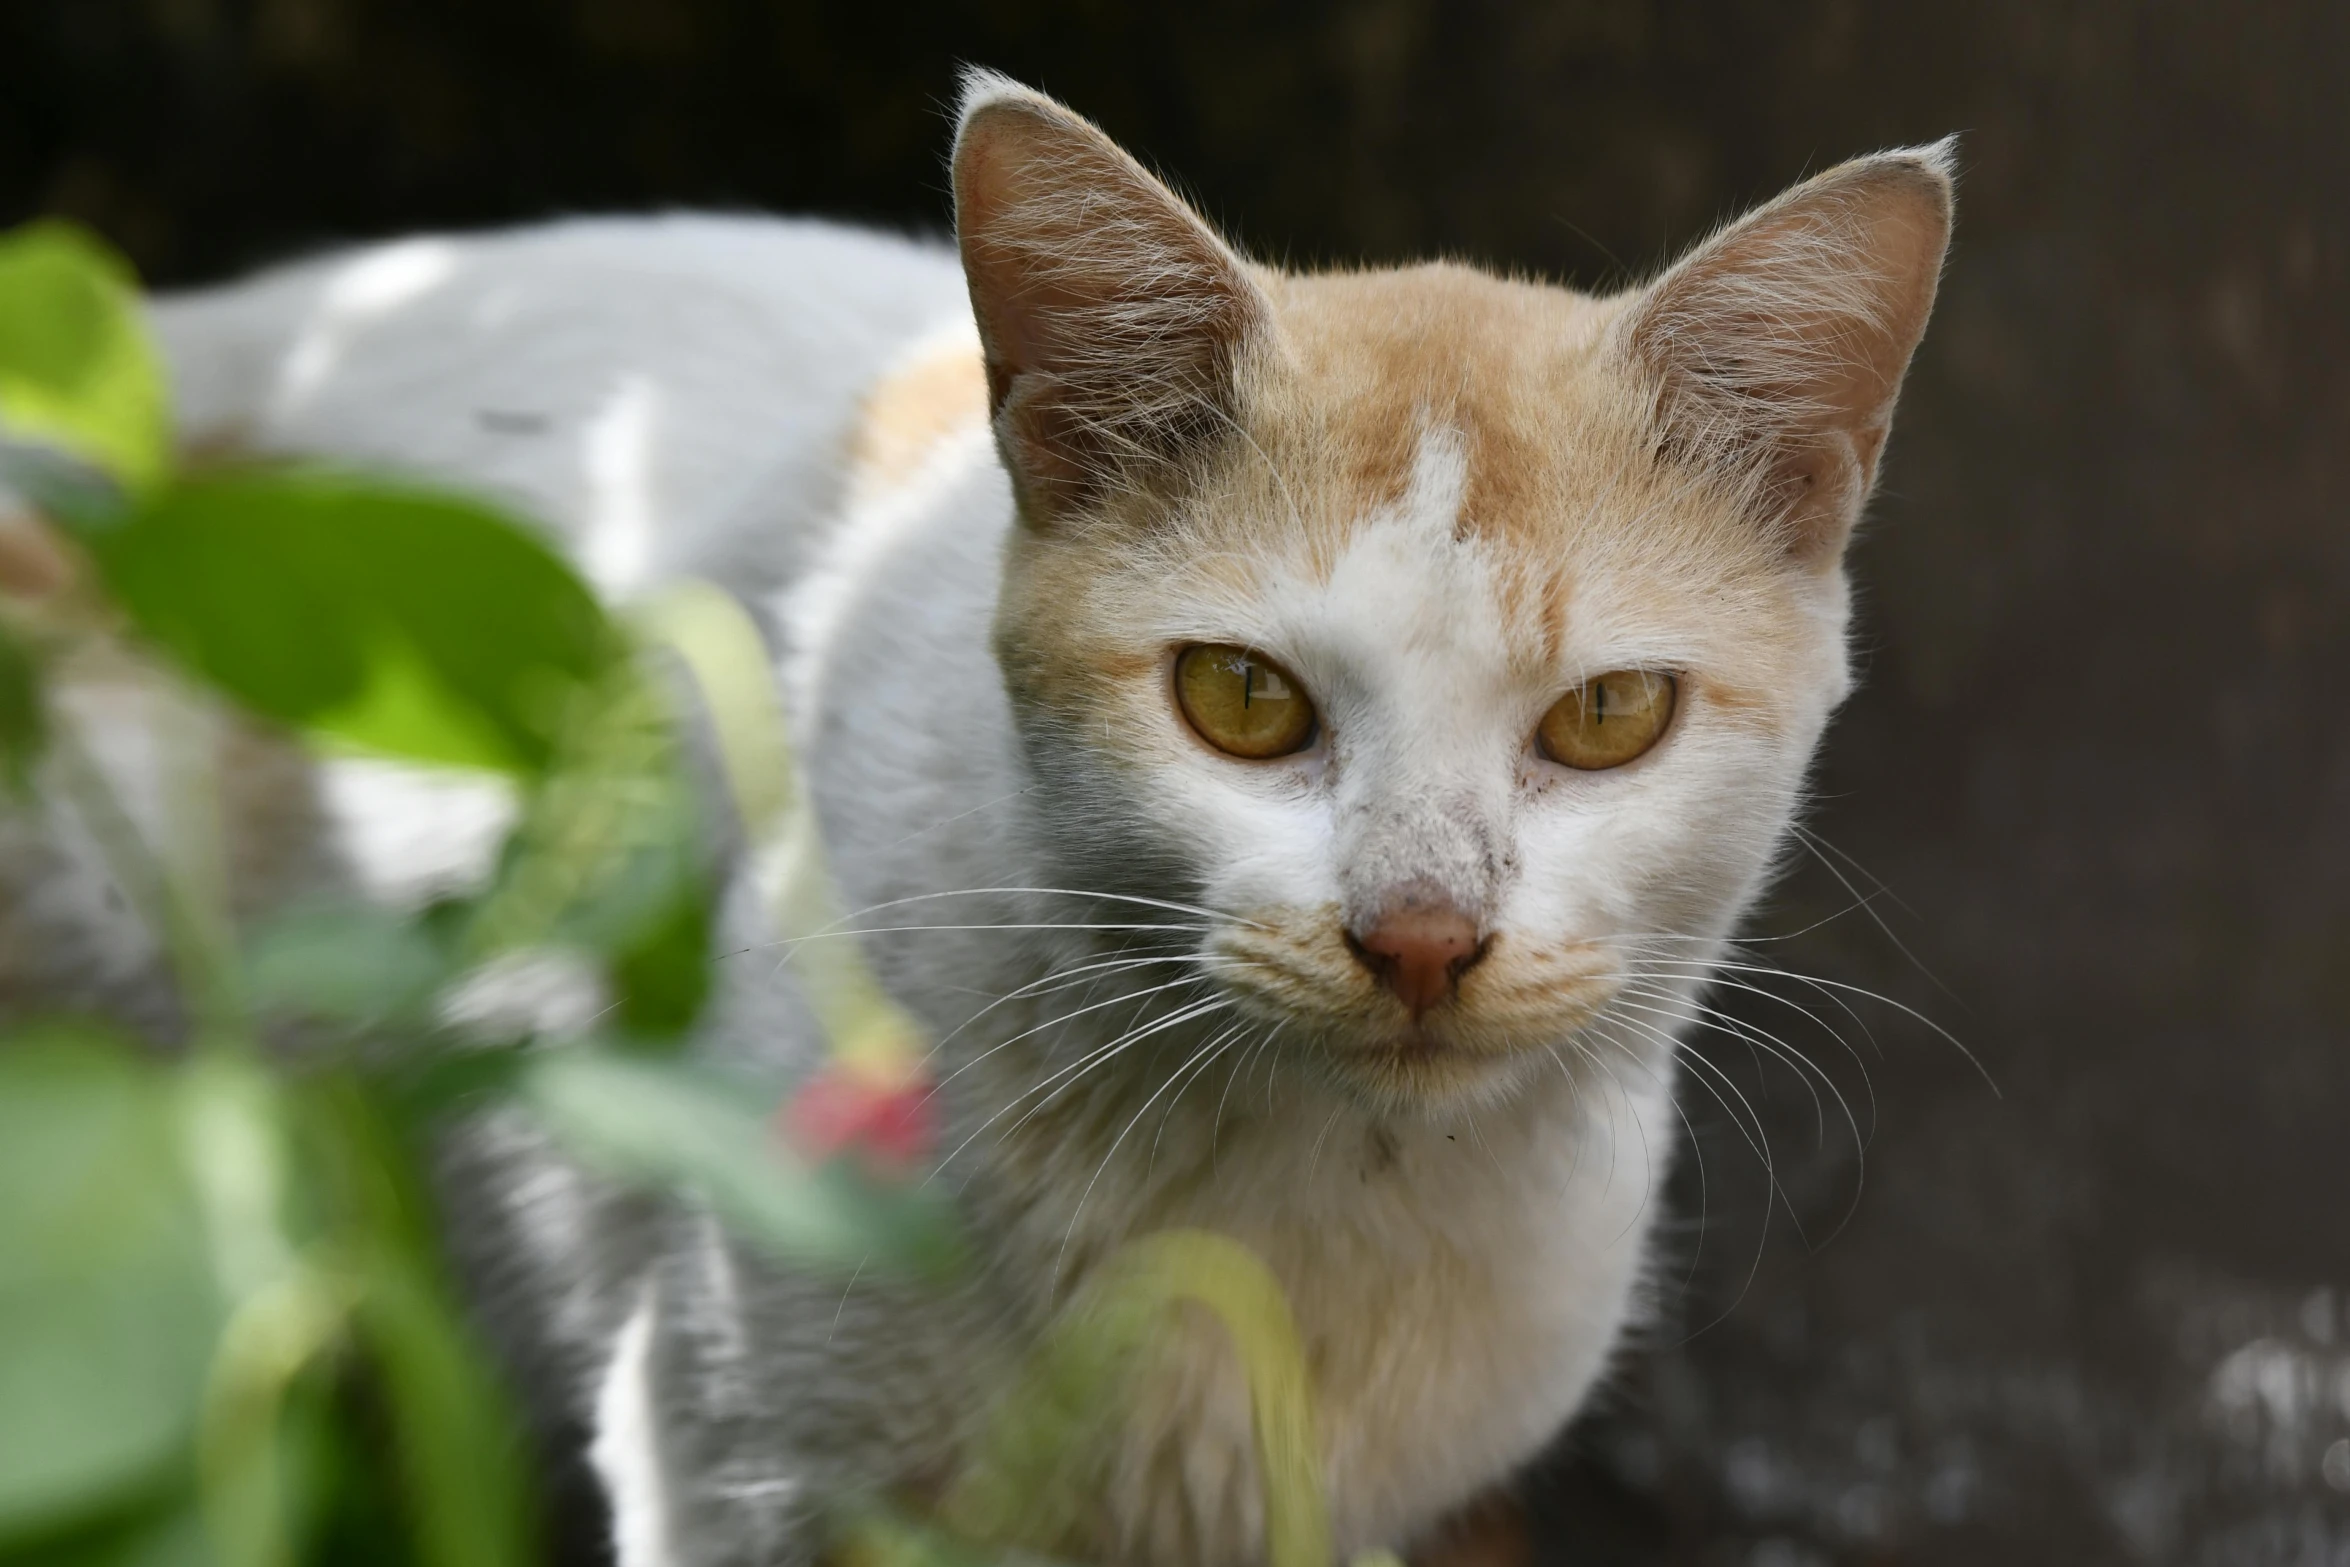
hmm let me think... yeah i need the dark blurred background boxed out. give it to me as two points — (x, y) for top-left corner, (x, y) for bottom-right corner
(5, 2), (2345, 1562)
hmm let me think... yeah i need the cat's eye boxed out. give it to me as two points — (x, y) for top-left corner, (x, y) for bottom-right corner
(1174, 644), (1317, 759)
(1537, 671), (1677, 770)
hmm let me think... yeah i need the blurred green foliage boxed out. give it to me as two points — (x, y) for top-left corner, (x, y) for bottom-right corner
(0, 1030), (222, 1548)
(87, 472), (611, 777)
(0, 223), (167, 494)
(0, 219), (1362, 1567)
(0, 219), (958, 1567)
(0, 623), (39, 789)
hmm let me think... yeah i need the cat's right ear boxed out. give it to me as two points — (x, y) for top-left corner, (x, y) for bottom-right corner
(952, 72), (1271, 526)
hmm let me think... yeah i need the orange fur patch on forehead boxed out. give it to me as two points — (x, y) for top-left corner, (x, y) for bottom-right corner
(843, 335), (989, 507)
(1251, 264), (1627, 546)
(1175, 264), (1802, 667)
(994, 258), (1841, 733)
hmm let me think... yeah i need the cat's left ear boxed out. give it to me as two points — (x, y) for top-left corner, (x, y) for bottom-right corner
(1614, 140), (1955, 565)
(952, 71), (1272, 527)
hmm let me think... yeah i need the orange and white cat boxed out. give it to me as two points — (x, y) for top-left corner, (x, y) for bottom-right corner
(129, 72), (1954, 1567)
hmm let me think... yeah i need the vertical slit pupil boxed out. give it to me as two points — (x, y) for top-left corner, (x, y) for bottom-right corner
(1593, 679), (1607, 725)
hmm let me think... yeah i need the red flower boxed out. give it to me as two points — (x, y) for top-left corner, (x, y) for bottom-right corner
(782, 1064), (935, 1175)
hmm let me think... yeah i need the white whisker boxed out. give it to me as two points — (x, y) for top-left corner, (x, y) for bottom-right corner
(921, 972), (1222, 1124)
(1623, 956), (1993, 1093)
(1052, 1021), (1246, 1296)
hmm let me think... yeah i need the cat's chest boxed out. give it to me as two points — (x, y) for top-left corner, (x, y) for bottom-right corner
(1089, 1105), (1650, 1560)
(1290, 1134), (1632, 1546)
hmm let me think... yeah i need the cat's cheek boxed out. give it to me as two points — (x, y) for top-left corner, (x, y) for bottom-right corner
(1147, 763), (1342, 912)
(1203, 824), (1344, 917)
(1502, 736), (1791, 949)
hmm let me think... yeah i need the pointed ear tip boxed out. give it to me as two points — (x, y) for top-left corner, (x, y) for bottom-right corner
(1865, 135), (1961, 206)
(1802, 141), (1956, 253)
(952, 68), (1066, 140)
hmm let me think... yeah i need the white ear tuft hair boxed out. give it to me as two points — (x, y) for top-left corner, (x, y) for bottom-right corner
(951, 72), (1270, 526)
(1614, 139), (1957, 563)
(953, 65), (1057, 129)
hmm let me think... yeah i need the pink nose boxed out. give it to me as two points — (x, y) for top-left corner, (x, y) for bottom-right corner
(1350, 903), (1485, 1018)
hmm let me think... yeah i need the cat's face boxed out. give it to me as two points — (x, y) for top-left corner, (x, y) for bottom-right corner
(957, 75), (1950, 1109)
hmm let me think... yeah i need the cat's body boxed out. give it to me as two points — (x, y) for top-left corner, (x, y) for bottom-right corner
(2, 77), (1952, 1567)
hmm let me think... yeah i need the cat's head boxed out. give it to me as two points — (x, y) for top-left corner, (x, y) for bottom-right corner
(954, 74), (1951, 1111)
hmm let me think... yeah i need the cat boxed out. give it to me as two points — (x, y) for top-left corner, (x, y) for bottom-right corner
(21, 71), (1953, 1567)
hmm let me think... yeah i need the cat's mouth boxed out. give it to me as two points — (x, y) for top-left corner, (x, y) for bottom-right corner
(1343, 989), (1617, 1097)
(1207, 916), (1621, 1103)
(1295, 1014), (1604, 1111)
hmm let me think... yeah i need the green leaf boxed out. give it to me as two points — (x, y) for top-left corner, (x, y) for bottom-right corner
(0, 222), (168, 494)
(608, 866), (713, 1038)
(245, 904), (450, 1029)
(353, 1256), (532, 1567)
(87, 470), (613, 776)
(193, 1270), (346, 1567)
(462, 655), (699, 961)
(534, 754), (703, 961)
(522, 1047), (962, 1279)
(291, 1379), (408, 1567)
(301, 1080), (536, 1567)
(9, 1493), (212, 1567)
(171, 1052), (328, 1567)
(0, 620), (43, 791)
(0, 1030), (223, 1546)
(634, 582), (794, 838)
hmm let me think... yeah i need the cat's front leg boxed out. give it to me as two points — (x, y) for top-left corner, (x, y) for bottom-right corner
(590, 1214), (997, 1567)
(590, 1267), (832, 1567)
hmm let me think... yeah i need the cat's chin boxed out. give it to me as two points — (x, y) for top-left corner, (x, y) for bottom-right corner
(1318, 1027), (1551, 1113)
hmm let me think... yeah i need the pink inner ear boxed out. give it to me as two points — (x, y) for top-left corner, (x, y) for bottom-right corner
(952, 91), (1269, 524)
(1622, 153), (1952, 561)
(950, 120), (1065, 402)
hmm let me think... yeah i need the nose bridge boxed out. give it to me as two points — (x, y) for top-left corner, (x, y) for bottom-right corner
(1334, 743), (1509, 929)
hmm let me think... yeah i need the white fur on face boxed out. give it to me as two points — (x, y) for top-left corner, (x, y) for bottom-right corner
(1072, 425), (1837, 1105)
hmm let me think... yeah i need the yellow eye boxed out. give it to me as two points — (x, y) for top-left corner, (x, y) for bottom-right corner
(1175, 644), (1317, 759)
(1537, 671), (1676, 770)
